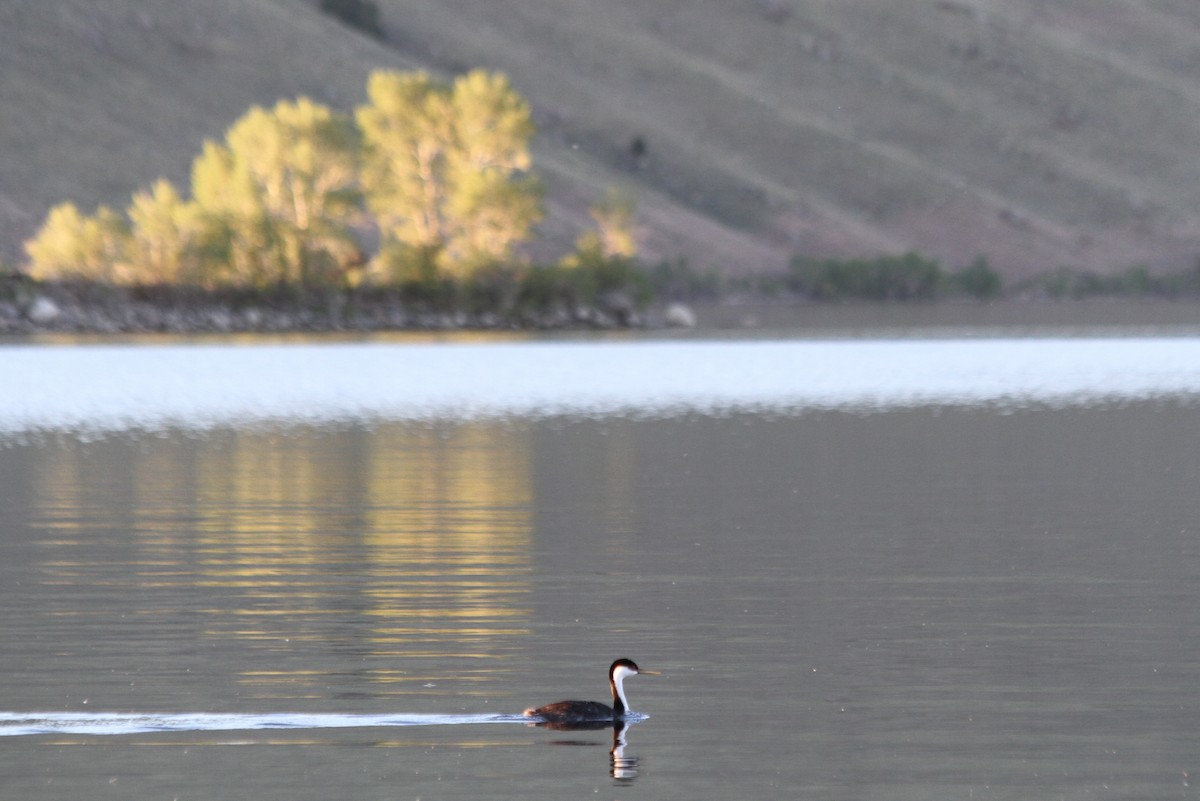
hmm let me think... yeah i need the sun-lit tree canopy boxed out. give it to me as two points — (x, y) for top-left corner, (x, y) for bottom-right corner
(192, 97), (361, 287)
(570, 189), (638, 265)
(24, 69), (553, 290)
(127, 179), (210, 285)
(25, 202), (131, 283)
(357, 69), (541, 279)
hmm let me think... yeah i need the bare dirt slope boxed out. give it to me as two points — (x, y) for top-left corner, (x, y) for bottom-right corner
(4, 0), (1200, 277)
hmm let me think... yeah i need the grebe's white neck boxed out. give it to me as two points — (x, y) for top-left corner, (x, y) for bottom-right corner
(611, 663), (638, 712)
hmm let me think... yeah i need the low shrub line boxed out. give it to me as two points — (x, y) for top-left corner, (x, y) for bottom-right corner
(5, 252), (1200, 334)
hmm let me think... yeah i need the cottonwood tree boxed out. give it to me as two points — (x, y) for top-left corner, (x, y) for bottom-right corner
(25, 70), (544, 290)
(571, 189), (638, 264)
(191, 140), (275, 287)
(191, 97), (361, 287)
(25, 202), (131, 283)
(127, 179), (210, 285)
(558, 189), (647, 315)
(356, 69), (541, 280)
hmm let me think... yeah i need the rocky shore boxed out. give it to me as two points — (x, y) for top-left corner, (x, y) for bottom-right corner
(0, 277), (697, 335)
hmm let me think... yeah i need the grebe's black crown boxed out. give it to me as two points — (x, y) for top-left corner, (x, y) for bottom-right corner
(610, 658), (639, 675)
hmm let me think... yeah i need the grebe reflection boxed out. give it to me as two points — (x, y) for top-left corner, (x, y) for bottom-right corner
(528, 718), (641, 781)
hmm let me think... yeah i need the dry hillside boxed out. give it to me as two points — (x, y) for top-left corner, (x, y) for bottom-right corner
(3, 0), (1200, 277)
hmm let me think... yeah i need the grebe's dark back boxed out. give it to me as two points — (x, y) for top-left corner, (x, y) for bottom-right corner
(523, 658), (658, 724)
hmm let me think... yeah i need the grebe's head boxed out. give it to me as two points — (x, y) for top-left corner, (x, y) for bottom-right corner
(610, 658), (661, 682)
(609, 658), (659, 714)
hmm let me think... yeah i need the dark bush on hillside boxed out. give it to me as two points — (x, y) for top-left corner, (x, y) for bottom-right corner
(787, 252), (945, 300)
(319, 0), (384, 39)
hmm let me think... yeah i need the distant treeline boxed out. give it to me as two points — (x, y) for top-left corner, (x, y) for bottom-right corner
(784, 254), (1200, 301)
(646, 253), (1200, 304)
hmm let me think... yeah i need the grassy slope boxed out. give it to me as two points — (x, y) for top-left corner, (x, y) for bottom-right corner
(3, 0), (1200, 277)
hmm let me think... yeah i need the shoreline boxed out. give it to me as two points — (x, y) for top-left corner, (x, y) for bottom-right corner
(0, 279), (699, 336)
(3, 278), (1200, 338)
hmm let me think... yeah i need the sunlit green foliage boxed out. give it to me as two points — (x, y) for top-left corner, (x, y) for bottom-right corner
(22, 98), (360, 289)
(193, 97), (362, 288)
(550, 190), (648, 319)
(27, 98), (364, 289)
(25, 202), (131, 283)
(127, 179), (212, 285)
(566, 190), (638, 268)
(24, 70), (542, 291)
(190, 140), (274, 286)
(357, 69), (541, 280)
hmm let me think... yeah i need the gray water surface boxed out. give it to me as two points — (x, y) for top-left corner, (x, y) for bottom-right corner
(1, 335), (1198, 799)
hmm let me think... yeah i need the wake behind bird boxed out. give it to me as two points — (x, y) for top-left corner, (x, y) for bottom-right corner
(0, 711), (539, 737)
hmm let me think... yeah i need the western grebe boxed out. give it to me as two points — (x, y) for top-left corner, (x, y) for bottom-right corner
(523, 658), (659, 724)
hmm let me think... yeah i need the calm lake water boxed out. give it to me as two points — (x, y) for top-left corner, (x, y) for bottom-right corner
(2, 315), (1199, 800)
